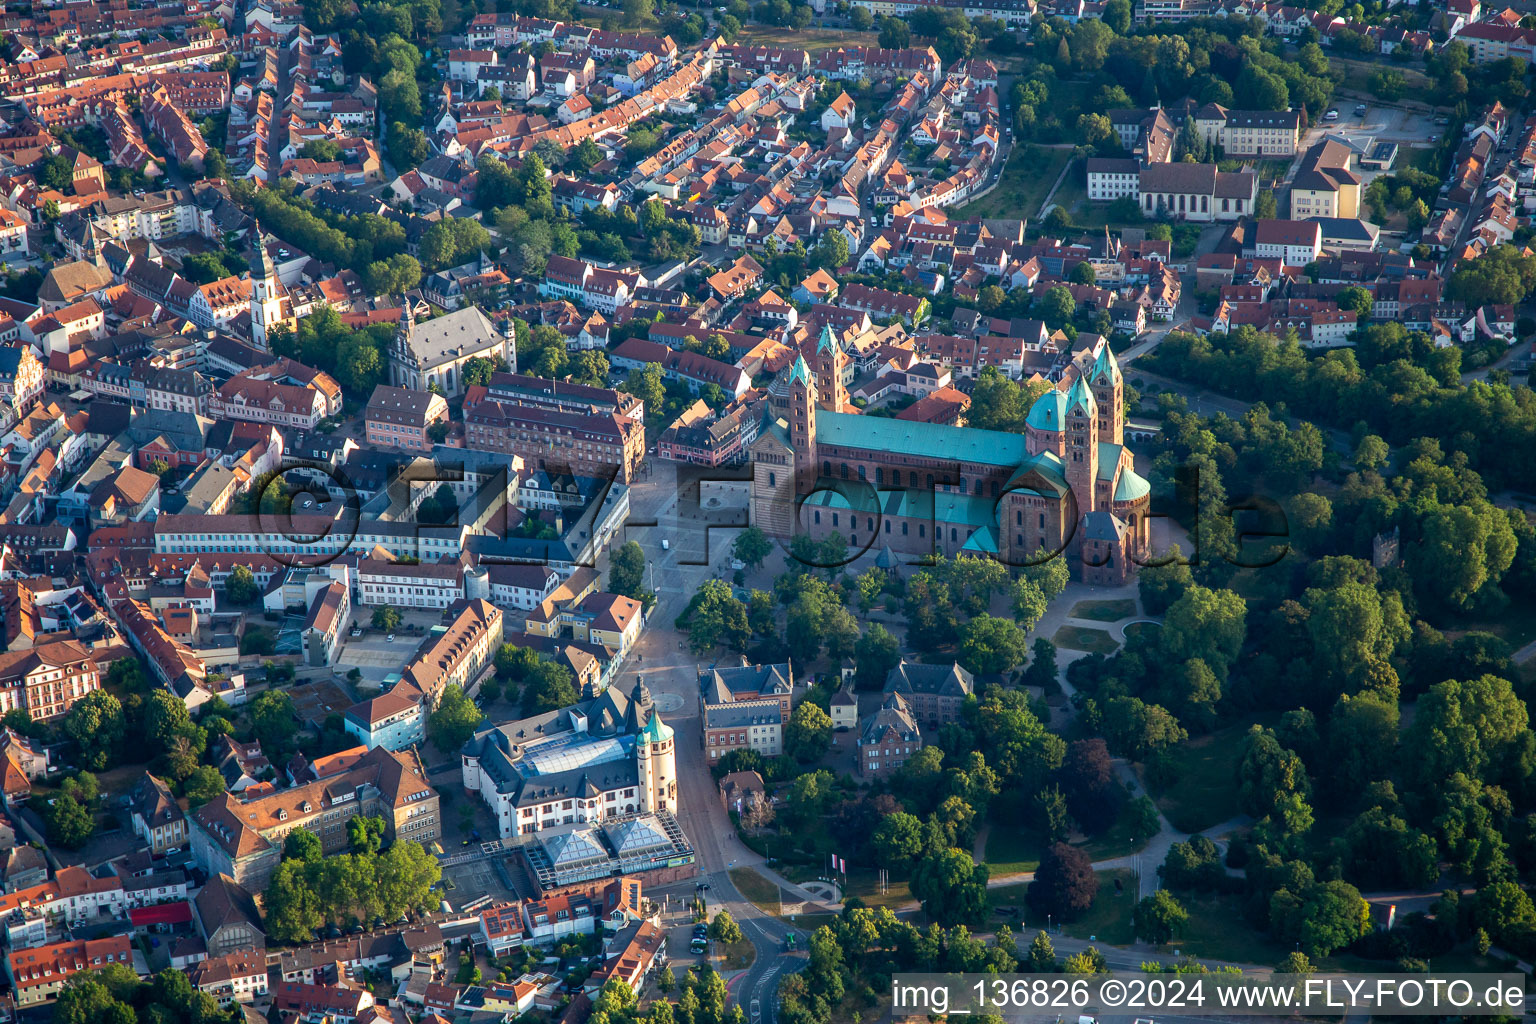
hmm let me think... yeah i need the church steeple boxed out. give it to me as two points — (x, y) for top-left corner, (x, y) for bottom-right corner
(248, 228), (286, 350)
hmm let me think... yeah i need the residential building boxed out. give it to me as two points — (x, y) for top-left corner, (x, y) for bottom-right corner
(856, 692), (921, 780)
(130, 772), (189, 855)
(189, 746), (440, 891)
(365, 386), (450, 452)
(7, 936), (135, 1006)
(884, 660), (974, 726)
(702, 699), (783, 764)
(1252, 219), (1323, 264)
(1291, 140), (1361, 219)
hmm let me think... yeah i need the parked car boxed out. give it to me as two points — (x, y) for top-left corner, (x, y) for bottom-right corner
(387, 633), (396, 642)
(1323, 109), (1339, 120)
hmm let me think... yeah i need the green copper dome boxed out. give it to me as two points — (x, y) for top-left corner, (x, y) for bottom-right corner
(1114, 467), (1151, 502)
(1025, 388), (1069, 431)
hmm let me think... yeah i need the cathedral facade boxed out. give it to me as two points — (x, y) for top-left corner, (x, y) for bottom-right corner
(749, 327), (1151, 584)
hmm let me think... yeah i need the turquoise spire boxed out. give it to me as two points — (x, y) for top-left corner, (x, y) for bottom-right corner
(639, 710), (673, 745)
(1067, 373), (1097, 416)
(1092, 343), (1122, 385)
(789, 354), (813, 387)
(817, 323), (838, 354)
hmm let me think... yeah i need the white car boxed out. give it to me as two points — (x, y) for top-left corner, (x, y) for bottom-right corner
(1323, 109), (1339, 120)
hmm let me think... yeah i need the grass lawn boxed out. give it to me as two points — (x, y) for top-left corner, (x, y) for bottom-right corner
(1078, 799), (1152, 861)
(1061, 869), (1139, 946)
(1052, 625), (1120, 655)
(1438, 602), (1536, 651)
(717, 936), (756, 971)
(734, 25), (878, 53)
(1146, 715), (1278, 833)
(988, 882), (1032, 925)
(1175, 891), (1291, 965)
(1068, 599), (1137, 622)
(1123, 622), (1161, 643)
(729, 867), (784, 917)
(843, 869), (913, 911)
(984, 824), (1044, 876)
(1397, 146), (1443, 175)
(955, 144), (1072, 220)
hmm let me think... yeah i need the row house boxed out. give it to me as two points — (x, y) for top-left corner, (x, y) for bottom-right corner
(7, 936), (136, 1006)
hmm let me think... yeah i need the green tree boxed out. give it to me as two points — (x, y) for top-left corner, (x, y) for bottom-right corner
(1160, 585), (1246, 681)
(225, 564), (259, 604)
(709, 909), (744, 945)
(910, 846), (990, 927)
(681, 579), (751, 654)
(622, 363), (665, 416)
(609, 540), (655, 609)
(785, 702), (833, 763)
(872, 811), (925, 869)
(372, 605), (403, 631)
(250, 690), (298, 758)
(145, 690), (194, 753)
(428, 685), (484, 751)
(61, 690), (125, 770)
(46, 793), (95, 848)
(1407, 675), (1528, 791)
(179, 766), (224, 808)
(265, 860), (325, 943)
(284, 827), (324, 863)
(958, 614), (1029, 676)
(1133, 891), (1189, 945)
(733, 526), (773, 570)
(854, 623), (901, 690)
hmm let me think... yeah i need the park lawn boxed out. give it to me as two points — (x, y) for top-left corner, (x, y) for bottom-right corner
(984, 824), (1044, 876)
(729, 867), (784, 917)
(1145, 722), (1252, 834)
(843, 868), (913, 911)
(955, 144), (1072, 220)
(1122, 621), (1161, 643)
(1068, 599), (1138, 622)
(1174, 891), (1292, 966)
(1078, 800), (1152, 862)
(989, 883), (1032, 924)
(1052, 625), (1120, 655)
(1061, 868), (1139, 946)
(1439, 601), (1536, 651)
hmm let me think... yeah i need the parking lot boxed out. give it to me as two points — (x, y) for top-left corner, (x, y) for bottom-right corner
(334, 607), (451, 686)
(1297, 102), (1443, 185)
(441, 857), (520, 907)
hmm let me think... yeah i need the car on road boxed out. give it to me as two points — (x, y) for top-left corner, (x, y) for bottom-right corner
(1323, 109), (1339, 120)
(751, 1000), (761, 1022)
(1354, 103), (1368, 116)
(387, 633), (396, 642)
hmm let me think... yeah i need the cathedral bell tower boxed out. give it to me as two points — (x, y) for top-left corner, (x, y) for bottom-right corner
(1064, 374), (1099, 516)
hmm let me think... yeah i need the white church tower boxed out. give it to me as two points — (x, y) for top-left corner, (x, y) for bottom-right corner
(249, 234), (287, 351)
